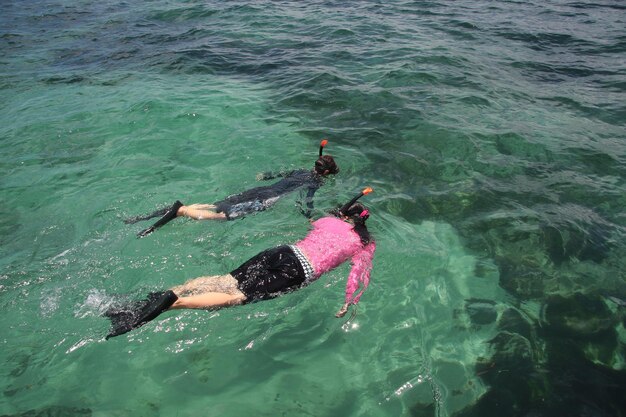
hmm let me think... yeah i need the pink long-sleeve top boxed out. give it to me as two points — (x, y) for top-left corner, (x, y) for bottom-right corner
(295, 217), (376, 304)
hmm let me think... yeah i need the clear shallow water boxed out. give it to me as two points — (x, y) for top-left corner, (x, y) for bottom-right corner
(1, 1), (625, 416)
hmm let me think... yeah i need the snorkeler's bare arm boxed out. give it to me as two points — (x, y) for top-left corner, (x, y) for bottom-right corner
(335, 302), (350, 318)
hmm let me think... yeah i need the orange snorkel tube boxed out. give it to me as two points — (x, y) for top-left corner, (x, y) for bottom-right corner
(340, 187), (373, 215)
(319, 139), (328, 157)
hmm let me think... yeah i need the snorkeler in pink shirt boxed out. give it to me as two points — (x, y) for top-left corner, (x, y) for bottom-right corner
(104, 188), (376, 339)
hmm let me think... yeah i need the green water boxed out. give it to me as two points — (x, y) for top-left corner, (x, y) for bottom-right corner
(1, 1), (625, 416)
(0, 73), (498, 416)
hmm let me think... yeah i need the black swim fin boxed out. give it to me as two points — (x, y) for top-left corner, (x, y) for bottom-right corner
(137, 200), (184, 238)
(124, 207), (170, 224)
(105, 290), (178, 339)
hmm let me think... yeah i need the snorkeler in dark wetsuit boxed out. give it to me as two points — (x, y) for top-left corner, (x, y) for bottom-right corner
(213, 168), (324, 220)
(125, 140), (339, 237)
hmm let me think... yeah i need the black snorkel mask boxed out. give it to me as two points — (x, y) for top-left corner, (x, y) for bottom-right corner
(339, 187), (373, 217)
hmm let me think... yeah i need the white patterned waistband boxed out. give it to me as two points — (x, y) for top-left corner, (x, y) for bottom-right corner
(289, 245), (314, 282)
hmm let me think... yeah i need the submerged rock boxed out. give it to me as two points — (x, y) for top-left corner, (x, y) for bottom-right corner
(464, 299), (497, 325)
(542, 225), (568, 265)
(484, 332), (535, 379)
(577, 223), (613, 263)
(453, 387), (521, 417)
(543, 339), (626, 417)
(408, 401), (436, 417)
(541, 222), (613, 265)
(497, 259), (545, 300)
(0, 406), (92, 417)
(497, 308), (533, 341)
(541, 292), (618, 339)
(457, 331), (536, 417)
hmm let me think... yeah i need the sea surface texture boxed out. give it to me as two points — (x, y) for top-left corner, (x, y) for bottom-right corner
(1, 1), (625, 416)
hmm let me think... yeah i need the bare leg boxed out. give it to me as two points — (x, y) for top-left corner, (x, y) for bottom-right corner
(186, 204), (217, 210)
(169, 274), (246, 310)
(171, 292), (244, 309)
(177, 204), (227, 220)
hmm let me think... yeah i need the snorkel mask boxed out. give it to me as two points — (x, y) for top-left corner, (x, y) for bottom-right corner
(339, 187), (373, 216)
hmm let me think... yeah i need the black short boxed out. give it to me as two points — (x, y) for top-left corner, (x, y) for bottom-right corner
(230, 246), (306, 303)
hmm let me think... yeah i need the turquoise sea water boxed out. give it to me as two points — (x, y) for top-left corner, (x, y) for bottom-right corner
(1, 1), (625, 416)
